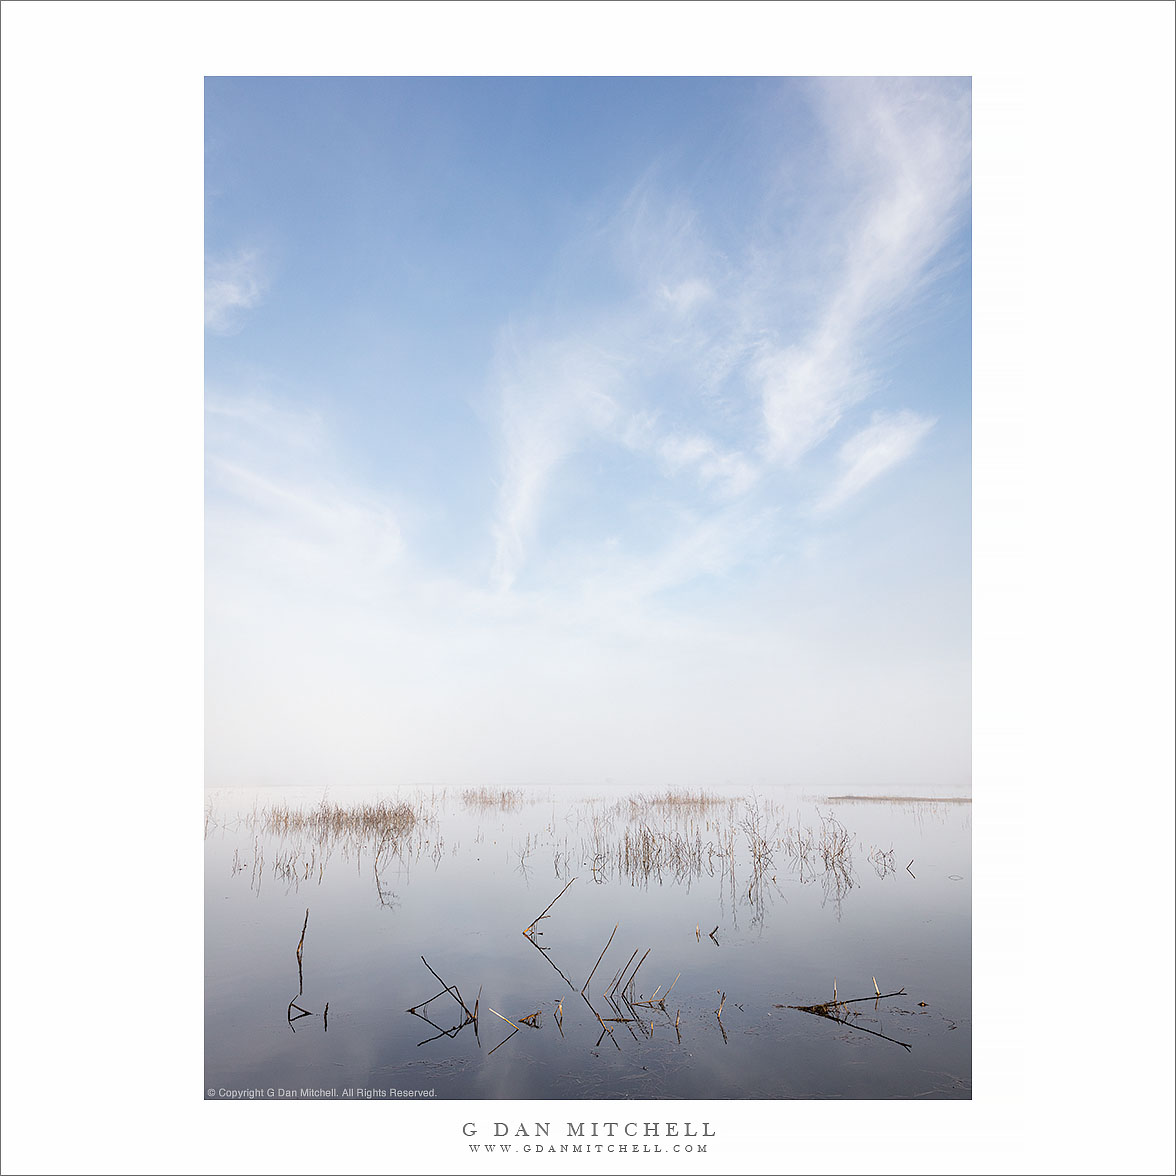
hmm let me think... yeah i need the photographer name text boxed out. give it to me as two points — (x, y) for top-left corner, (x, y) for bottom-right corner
(463, 1122), (714, 1154)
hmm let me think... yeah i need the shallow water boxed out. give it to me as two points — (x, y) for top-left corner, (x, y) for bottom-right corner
(205, 785), (970, 1099)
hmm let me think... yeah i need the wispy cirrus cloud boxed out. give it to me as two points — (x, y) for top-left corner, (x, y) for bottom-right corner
(757, 78), (970, 465)
(489, 332), (624, 591)
(817, 409), (937, 512)
(205, 394), (403, 601)
(487, 78), (969, 595)
(205, 247), (267, 334)
(203, 78), (972, 792)
(655, 432), (760, 499)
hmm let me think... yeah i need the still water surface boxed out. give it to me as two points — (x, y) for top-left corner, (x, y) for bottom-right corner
(205, 785), (970, 1099)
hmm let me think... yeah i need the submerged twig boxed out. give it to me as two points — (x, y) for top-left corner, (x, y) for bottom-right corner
(420, 956), (475, 1020)
(488, 1027), (519, 1056)
(608, 948), (640, 996)
(627, 948), (651, 994)
(521, 924), (578, 990)
(790, 987), (907, 1012)
(580, 988), (619, 1046)
(524, 877), (576, 934)
(781, 988), (912, 1051)
(407, 957), (478, 1046)
(296, 908), (309, 966)
(582, 923), (618, 992)
(287, 908), (327, 1031)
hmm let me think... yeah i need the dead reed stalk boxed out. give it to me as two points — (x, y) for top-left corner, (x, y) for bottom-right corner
(524, 877), (576, 935)
(627, 948), (651, 995)
(607, 948), (640, 996)
(296, 908), (309, 965)
(582, 923), (618, 992)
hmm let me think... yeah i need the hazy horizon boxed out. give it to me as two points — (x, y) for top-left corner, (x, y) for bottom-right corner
(205, 77), (971, 792)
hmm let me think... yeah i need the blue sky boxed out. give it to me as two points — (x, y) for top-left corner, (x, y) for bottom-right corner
(205, 76), (971, 790)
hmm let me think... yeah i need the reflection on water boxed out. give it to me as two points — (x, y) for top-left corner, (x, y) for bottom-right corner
(205, 785), (970, 1099)
(286, 908), (328, 1033)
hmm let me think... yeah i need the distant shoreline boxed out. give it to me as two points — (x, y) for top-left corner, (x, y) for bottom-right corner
(825, 794), (971, 804)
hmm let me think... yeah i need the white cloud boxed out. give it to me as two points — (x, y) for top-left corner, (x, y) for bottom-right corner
(205, 247), (266, 333)
(485, 200), (753, 590)
(656, 431), (760, 498)
(658, 277), (713, 315)
(754, 340), (865, 466)
(489, 333), (623, 591)
(203, 80), (971, 792)
(759, 78), (969, 464)
(205, 394), (403, 606)
(206, 392), (323, 453)
(485, 80), (968, 595)
(818, 409), (936, 511)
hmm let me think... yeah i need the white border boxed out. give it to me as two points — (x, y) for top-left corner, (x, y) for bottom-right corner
(2, 3), (1173, 1174)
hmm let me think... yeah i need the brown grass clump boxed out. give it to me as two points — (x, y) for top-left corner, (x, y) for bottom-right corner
(616, 790), (735, 820)
(263, 797), (418, 841)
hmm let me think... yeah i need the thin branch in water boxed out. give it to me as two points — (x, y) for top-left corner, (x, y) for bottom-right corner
(787, 987), (907, 1012)
(524, 877), (576, 934)
(296, 909), (309, 958)
(295, 908), (310, 993)
(795, 1005), (912, 1050)
(780, 988), (913, 1051)
(420, 956), (474, 1019)
(580, 989), (619, 1043)
(407, 1005), (469, 1045)
(287, 998), (312, 1031)
(607, 948), (640, 996)
(520, 925), (578, 989)
(582, 923), (618, 992)
(406, 958), (477, 1045)
(603, 991), (642, 1042)
(616, 948), (648, 996)
(407, 985), (459, 1012)
(627, 948), (651, 995)
(487, 1027), (519, 1056)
